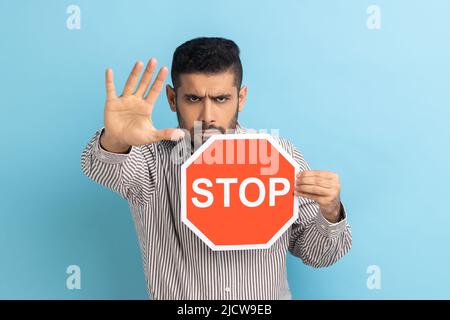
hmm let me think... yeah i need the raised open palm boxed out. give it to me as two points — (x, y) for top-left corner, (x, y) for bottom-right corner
(103, 58), (184, 149)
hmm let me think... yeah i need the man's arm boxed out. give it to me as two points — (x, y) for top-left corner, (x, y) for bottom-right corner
(81, 58), (185, 204)
(81, 127), (157, 205)
(288, 144), (352, 267)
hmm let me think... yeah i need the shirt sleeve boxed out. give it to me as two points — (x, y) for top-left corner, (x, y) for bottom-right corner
(80, 128), (157, 206)
(288, 143), (352, 268)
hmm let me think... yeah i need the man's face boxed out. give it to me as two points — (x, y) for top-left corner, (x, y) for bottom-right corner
(166, 69), (247, 146)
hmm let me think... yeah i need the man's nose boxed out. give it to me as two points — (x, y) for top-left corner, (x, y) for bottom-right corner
(200, 98), (215, 124)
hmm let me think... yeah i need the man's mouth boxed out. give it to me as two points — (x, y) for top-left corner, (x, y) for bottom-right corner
(201, 128), (223, 141)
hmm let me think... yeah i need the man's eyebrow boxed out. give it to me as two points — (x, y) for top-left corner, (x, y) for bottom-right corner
(184, 93), (202, 98)
(211, 94), (232, 99)
(183, 93), (232, 99)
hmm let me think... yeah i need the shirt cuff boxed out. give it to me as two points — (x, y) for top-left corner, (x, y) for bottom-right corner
(315, 201), (348, 239)
(92, 128), (131, 164)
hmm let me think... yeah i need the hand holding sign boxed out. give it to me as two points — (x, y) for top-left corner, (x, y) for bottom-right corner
(295, 170), (341, 223)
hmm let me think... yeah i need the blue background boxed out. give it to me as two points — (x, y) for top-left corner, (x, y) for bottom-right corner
(1, 0), (449, 299)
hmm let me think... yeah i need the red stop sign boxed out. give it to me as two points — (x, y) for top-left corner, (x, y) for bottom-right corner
(181, 133), (299, 250)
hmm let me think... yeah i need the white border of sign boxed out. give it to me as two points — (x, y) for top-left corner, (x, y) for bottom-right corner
(181, 133), (300, 251)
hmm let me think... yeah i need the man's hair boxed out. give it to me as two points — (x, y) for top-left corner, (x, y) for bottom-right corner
(171, 37), (243, 91)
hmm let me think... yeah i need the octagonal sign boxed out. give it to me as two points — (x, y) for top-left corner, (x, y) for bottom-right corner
(181, 133), (300, 250)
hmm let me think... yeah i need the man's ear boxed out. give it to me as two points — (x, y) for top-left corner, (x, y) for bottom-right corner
(166, 84), (177, 112)
(238, 85), (247, 112)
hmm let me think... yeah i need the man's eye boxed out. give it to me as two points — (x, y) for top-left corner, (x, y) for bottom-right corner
(189, 97), (200, 102)
(216, 97), (228, 103)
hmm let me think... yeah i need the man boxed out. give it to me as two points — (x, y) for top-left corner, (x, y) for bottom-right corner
(81, 37), (352, 299)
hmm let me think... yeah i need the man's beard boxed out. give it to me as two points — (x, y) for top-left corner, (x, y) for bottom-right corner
(175, 103), (239, 149)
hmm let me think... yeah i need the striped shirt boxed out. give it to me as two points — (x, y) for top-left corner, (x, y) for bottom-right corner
(80, 122), (352, 299)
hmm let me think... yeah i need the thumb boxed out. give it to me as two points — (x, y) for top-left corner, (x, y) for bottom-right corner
(151, 128), (185, 142)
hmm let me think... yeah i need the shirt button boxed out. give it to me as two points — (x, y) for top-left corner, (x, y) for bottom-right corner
(224, 287), (231, 293)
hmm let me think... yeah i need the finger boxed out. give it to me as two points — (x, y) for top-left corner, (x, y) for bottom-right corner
(135, 58), (157, 98)
(294, 191), (322, 203)
(296, 176), (335, 189)
(122, 61), (144, 96)
(105, 68), (117, 100)
(297, 170), (334, 178)
(295, 184), (330, 196)
(149, 128), (185, 142)
(297, 170), (335, 180)
(145, 66), (168, 105)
